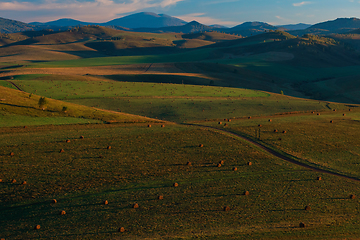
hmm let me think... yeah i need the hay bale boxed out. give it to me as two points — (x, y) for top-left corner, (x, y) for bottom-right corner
(278, 138), (282, 141)
(224, 123), (228, 126)
(161, 125), (165, 128)
(80, 136), (84, 139)
(248, 116), (251, 119)
(104, 200), (108, 205)
(333, 109), (337, 112)
(186, 162), (191, 166)
(217, 163), (222, 167)
(11, 179), (16, 183)
(0, 179), (2, 182)
(305, 206), (311, 211)
(199, 144), (204, 148)
(133, 203), (139, 209)
(330, 120), (334, 123)
(274, 129), (278, 133)
(52, 199), (57, 204)
(233, 167), (238, 171)
(247, 162), (252, 166)
(219, 160), (224, 164)
(269, 119), (272, 122)
(258, 124), (262, 127)
(22, 181), (27, 185)
(349, 109), (352, 111)
(148, 125), (151, 128)
(350, 195), (356, 199)
(282, 130), (287, 134)
(173, 183), (179, 187)
(34, 225), (41, 230)
(99, 155), (103, 158)
(228, 119), (231, 122)
(9, 152), (14, 156)
(158, 195), (164, 200)
(218, 122), (222, 125)
(244, 191), (250, 196)
(299, 222), (306, 228)
(311, 112), (315, 114)
(59, 149), (64, 153)
(223, 206), (230, 211)
(66, 139), (71, 143)
(317, 177), (322, 181)
(343, 114), (346, 116)
(24, 126), (27, 128)
(317, 113), (320, 116)
(107, 146), (111, 150)
(118, 227), (125, 233)
(60, 210), (66, 215)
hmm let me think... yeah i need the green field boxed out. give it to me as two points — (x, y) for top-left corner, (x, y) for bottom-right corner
(1, 124), (360, 239)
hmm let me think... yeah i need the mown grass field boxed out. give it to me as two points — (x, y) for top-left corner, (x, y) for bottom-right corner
(1, 124), (360, 239)
(202, 108), (360, 180)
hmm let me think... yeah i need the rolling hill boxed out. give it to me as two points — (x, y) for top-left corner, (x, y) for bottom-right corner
(0, 17), (35, 33)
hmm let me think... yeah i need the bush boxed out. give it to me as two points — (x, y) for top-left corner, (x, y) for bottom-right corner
(38, 97), (47, 109)
(62, 106), (68, 112)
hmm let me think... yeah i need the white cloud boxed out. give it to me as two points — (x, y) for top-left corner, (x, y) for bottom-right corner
(175, 13), (239, 27)
(0, 0), (184, 22)
(293, 1), (312, 7)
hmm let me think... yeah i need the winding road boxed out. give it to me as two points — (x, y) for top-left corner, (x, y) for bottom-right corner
(190, 124), (360, 183)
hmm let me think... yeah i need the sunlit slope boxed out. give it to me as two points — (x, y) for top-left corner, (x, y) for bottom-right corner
(0, 86), (160, 127)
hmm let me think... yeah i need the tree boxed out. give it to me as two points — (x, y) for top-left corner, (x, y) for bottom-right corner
(38, 97), (47, 109)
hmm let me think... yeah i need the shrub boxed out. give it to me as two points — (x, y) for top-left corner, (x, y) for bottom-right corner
(38, 97), (47, 109)
(62, 106), (68, 112)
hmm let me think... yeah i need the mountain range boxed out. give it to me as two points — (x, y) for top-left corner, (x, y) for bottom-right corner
(1, 12), (360, 37)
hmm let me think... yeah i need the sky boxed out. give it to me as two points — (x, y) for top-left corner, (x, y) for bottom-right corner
(0, 0), (359, 27)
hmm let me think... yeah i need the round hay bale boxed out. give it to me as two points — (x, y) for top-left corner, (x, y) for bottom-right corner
(223, 206), (230, 211)
(186, 162), (191, 166)
(258, 124), (262, 127)
(104, 200), (108, 205)
(224, 123), (228, 126)
(311, 111), (315, 114)
(80, 136), (84, 139)
(173, 183), (179, 187)
(66, 139), (71, 143)
(317, 113), (320, 116)
(269, 119), (272, 122)
(199, 144), (204, 148)
(99, 155), (103, 158)
(161, 125), (165, 128)
(11, 179), (16, 183)
(22, 181), (27, 185)
(0, 179), (2, 182)
(317, 177), (322, 181)
(107, 146), (111, 150)
(217, 163), (222, 167)
(158, 195), (164, 200)
(60, 210), (66, 215)
(233, 167), (238, 171)
(350, 195), (356, 199)
(349, 109), (352, 111)
(228, 119), (231, 122)
(24, 126), (27, 128)
(274, 129), (278, 133)
(59, 149), (64, 153)
(282, 130), (287, 134)
(218, 122), (222, 125)
(34, 225), (41, 230)
(219, 160), (224, 165)
(52, 199), (57, 204)
(330, 120), (334, 123)
(305, 206), (311, 211)
(133, 203), (139, 209)
(147, 125), (152, 128)
(244, 191), (250, 196)
(247, 162), (252, 166)
(333, 109), (337, 112)
(248, 116), (251, 119)
(343, 114), (346, 116)
(9, 152), (14, 156)
(118, 227), (125, 233)
(299, 222), (306, 228)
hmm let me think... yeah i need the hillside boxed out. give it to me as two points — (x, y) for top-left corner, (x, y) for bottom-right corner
(134, 21), (216, 33)
(0, 17), (35, 33)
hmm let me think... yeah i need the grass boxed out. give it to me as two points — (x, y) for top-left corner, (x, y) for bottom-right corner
(1, 124), (360, 239)
(202, 108), (360, 179)
(0, 86), (160, 126)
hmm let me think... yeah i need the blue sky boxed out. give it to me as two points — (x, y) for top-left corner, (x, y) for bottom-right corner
(0, 0), (359, 26)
